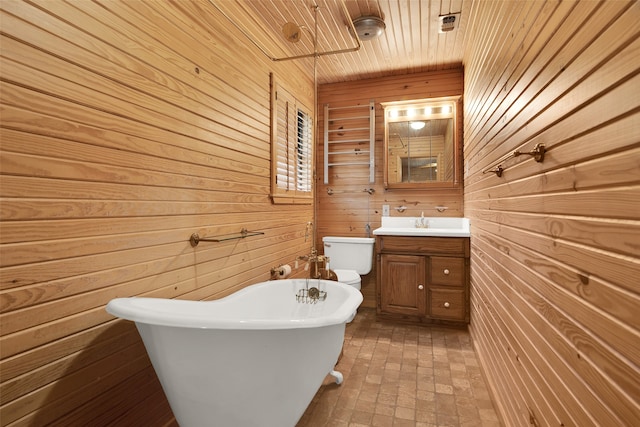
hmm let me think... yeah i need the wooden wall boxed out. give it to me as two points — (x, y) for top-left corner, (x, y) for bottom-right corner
(463, 1), (640, 426)
(0, 1), (315, 425)
(2, 0), (638, 426)
(317, 69), (464, 307)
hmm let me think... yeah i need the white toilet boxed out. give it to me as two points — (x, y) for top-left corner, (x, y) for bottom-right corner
(322, 236), (375, 291)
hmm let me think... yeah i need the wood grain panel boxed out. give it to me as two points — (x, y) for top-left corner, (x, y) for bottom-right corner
(464, 1), (640, 426)
(211, 0), (471, 85)
(0, 0), (314, 425)
(1, 0), (638, 425)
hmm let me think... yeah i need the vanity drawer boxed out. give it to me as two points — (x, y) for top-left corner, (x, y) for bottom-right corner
(377, 236), (469, 255)
(430, 257), (465, 286)
(429, 288), (466, 320)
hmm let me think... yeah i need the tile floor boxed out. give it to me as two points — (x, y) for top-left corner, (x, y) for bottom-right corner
(297, 308), (502, 427)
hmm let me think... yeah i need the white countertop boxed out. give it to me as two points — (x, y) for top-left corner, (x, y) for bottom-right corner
(372, 217), (470, 237)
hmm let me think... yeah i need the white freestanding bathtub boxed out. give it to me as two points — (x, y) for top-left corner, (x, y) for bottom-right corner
(106, 278), (362, 427)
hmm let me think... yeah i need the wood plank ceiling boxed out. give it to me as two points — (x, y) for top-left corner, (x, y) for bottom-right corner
(210, 0), (469, 85)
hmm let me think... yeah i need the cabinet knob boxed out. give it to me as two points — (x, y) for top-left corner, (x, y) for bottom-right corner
(418, 284), (424, 290)
(443, 269), (450, 275)
(444, 302), (450, 308)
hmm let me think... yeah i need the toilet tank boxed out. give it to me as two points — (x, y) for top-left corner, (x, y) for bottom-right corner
(322, 236), (375, 275)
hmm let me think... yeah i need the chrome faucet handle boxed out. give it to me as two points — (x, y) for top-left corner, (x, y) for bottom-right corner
(415, 215), (429, 228)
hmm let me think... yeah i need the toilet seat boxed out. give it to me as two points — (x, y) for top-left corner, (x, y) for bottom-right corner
(333, 269), (361, 290)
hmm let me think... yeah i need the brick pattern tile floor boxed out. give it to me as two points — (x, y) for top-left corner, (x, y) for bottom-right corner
(296, 308), (502, 427)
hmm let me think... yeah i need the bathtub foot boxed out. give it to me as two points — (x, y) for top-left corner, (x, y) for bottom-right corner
(329, 370), (343, 385)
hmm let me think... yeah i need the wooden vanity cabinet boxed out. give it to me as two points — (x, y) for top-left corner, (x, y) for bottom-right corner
(376, 236), (470, 326)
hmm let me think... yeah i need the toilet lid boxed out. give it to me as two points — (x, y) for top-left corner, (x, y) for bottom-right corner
(333, 269), (361, 286)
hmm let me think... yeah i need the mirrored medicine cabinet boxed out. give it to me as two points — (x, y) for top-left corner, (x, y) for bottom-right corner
(382, 97), (462, 190)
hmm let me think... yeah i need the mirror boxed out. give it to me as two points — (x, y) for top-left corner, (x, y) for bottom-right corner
(382, 97), (461, 189)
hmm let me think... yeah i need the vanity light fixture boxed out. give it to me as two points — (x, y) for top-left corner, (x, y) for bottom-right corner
(389, 104), (455, 119)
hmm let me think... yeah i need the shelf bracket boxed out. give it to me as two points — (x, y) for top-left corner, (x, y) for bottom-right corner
(485, 165), (504, 177)
(482, 143), (546, 178)
(515, 143), (546, 163)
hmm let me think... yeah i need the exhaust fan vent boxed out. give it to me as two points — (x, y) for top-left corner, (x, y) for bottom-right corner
(438, 13), (460, 33)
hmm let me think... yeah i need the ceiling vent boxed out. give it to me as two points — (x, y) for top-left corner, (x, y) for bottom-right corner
(351, 15), (386, 41)
(438, 13), (461, 33)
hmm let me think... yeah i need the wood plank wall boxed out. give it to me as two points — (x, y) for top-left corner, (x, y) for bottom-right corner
(317, 69), (464, 308)
(463, 1), (640, 426)
(0, 1), (315, 425)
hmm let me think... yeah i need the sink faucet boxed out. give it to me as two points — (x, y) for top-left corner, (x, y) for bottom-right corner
(415, 212), (429, 228)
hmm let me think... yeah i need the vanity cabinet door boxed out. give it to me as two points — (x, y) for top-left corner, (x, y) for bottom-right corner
(379, 254), (427, 316)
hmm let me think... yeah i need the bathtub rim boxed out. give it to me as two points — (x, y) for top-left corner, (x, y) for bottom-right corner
(106, 279), (362, 330)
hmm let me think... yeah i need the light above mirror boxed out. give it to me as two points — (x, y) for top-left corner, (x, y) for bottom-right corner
(386, 104), (454, 119)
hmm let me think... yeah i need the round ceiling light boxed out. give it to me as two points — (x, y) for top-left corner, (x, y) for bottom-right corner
(351, 16), (385, 41)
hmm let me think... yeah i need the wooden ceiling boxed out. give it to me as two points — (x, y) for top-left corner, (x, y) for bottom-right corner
(210, 0), (469, 85)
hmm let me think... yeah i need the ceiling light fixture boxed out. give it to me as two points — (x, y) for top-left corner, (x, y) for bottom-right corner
(351, 15), (385, 41)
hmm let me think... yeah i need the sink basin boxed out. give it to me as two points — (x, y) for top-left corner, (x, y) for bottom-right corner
(373, 217), (470, 237)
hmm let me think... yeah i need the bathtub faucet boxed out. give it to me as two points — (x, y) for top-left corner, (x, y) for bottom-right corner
(296, 251), (334, 280)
